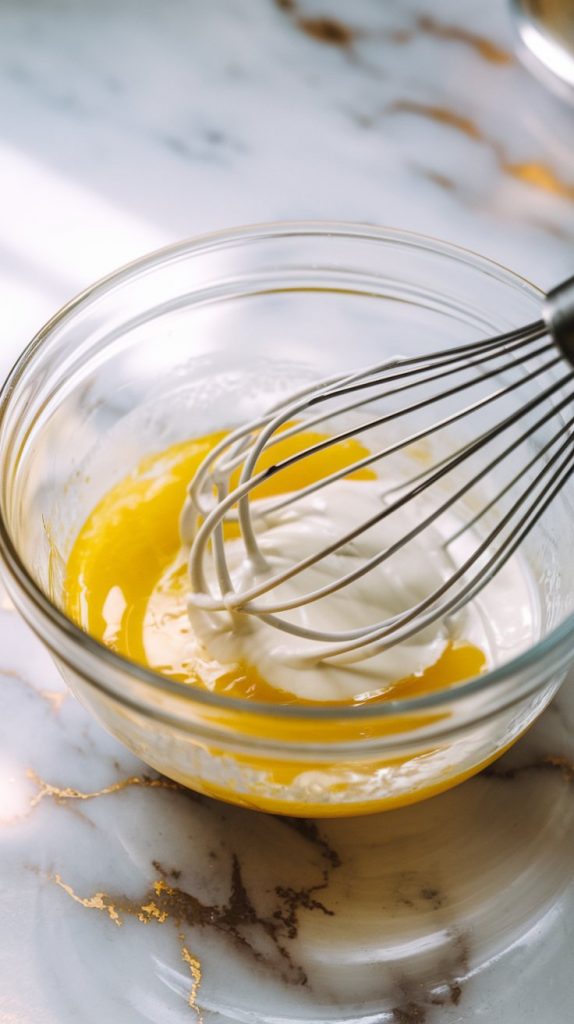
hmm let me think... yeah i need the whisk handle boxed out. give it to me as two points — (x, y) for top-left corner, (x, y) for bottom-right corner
(545, 275), (574, 365)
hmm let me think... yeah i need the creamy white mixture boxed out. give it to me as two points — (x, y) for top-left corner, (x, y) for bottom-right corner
(181, 475), (538, 702)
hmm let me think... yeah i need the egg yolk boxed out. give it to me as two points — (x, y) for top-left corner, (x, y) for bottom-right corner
(64, 429), (486, 706)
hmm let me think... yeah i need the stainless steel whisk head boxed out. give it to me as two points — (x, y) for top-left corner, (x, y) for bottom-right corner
(185, 276), (574, 664)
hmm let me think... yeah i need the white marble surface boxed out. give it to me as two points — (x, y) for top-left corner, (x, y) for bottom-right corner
(1, 1), (574, 1021)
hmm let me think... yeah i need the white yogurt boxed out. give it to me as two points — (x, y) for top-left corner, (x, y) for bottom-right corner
(182, 474), (538, 702)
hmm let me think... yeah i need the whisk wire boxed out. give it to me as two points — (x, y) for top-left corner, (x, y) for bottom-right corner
(306, 433), (574, 664)
(189, 348), (563, 602)
(234, 342), (558, 566)
(185, 281), (574, 663)
(230, 377), (574, 617)
(189, 323), (547, 518)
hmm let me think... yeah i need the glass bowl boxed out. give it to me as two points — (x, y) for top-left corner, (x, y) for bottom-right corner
(1, 222), (573, 818)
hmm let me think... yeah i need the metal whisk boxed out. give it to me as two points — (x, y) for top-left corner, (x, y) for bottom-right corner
(185, 276), (574, 664)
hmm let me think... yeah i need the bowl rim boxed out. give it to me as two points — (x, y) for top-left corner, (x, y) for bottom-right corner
(1, 218), (567, 724)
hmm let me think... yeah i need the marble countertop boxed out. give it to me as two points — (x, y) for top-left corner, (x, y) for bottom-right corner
(1, 1), (574, 1021)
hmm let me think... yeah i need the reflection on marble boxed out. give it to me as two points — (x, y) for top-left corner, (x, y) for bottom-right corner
(1, 0), (574, 1020)
(1, 586), (573, 1021)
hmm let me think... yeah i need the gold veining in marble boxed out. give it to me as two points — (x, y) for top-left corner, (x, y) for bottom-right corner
(1, 769), (182, 826)
(36, 750), (574, 1016)
(27, 768), (182, 809)
(52, 874), (123, 926)
(179, 934), (203, 1021)
(48, 872), (203, 1012)
(502, 161), (574, 200)
(138, 895), (169, 923)
(46, 840), (337, 1012)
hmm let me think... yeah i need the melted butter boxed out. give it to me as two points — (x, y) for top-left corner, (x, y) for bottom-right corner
(64, 430), (485, 706)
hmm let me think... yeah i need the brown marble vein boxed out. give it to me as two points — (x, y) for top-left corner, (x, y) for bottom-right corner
(387, 101), (574, 203)
(275, 2), (512, 66)
(411, 16), (513, 64)
(279, 817), (341, 873)
(47, 844), (339, 1014)
(270, 817), (342, 939)
(416, 168), (457, 192)
(484, 753), (574, 782)
(296, 16), (355, 49)
(274, 0), (358, 50)
(391, 929), (469, 1021)
(153, 859), (182, 881)
(389, 100), (483, 140)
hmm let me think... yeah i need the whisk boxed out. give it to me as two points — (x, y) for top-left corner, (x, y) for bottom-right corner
(185, 276), (574, 664)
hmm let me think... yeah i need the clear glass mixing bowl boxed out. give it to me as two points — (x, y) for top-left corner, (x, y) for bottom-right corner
(1, 223), (573, 817)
